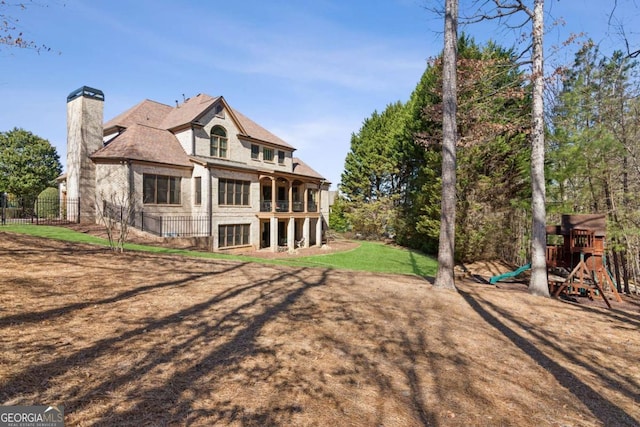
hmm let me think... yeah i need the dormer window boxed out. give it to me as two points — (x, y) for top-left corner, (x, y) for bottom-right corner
(210, 126), (228, 158)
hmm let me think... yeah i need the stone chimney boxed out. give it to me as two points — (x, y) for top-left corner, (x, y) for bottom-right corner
(66, 86), (104, 223)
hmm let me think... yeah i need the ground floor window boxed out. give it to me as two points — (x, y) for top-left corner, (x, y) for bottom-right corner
(143, 174), (181, 204)
(219, 224), (250, 248)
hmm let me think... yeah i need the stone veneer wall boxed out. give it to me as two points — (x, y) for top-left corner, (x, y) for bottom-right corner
(95, 162), (131, 215)
(66, 92), (104, 223)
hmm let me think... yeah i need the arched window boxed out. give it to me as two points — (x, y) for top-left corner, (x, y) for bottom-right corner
(210, 126), (228, 158)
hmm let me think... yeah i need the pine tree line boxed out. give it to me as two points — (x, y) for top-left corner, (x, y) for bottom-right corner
(336, 36), (532, 264)
(334, 35), (640, 294)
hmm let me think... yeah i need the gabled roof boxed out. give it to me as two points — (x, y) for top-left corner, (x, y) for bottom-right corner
(103, 99), (173, 134)
(159, 94), (219, 130)
(91, 123), (191, 167)
(95, 93), (298, 168)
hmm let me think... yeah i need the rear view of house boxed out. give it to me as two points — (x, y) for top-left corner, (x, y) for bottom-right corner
(61, 86), (330, 252)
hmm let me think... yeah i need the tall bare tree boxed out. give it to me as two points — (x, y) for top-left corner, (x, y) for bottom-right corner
(465, 0), (549, 296)
(528, 0), (549, 296)
(434, 0), (459, 290)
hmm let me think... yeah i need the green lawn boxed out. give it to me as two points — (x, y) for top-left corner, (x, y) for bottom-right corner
(286, 240), (436, 276)
(0, 224), (437, 277)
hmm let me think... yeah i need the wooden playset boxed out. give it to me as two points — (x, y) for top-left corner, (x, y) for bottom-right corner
(545, 214), (622, 307)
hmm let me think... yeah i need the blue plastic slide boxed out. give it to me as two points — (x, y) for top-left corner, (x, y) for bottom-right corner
(489, 263), (531, 284)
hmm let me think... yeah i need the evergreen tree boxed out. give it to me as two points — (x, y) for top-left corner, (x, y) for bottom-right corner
(549, 41), (640, 293)
(339, 36), (532, 261)
(340, 101), (409, 238)
(400, 36), (531, 261)
(341, 102), (408, 202)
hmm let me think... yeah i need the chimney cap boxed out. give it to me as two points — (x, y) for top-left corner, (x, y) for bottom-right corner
(67, 86), (105, 103)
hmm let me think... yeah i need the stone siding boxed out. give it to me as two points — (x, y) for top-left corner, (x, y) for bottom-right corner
(95, 162), (131, 217)
(66, 95), (103, 223)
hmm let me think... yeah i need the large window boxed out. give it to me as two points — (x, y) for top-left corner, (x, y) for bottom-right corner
(263, 147), (274, 162)
(218, 179), (250, 206)
(277, 150), (285, 164)
(210, 126), (228, 158)
(251, 144), (259, 159)
(143, 174), (181, 204)
(219, 224), (250, 248)
(194, 177), (202, 205)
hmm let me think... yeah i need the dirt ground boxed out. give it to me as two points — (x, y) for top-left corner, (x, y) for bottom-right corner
(1, 231), (639, 427)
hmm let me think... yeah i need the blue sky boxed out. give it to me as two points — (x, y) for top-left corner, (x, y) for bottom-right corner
(1, 0), (638, 188)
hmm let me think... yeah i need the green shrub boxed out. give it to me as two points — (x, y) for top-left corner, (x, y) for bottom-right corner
(36, 187), (60, 219)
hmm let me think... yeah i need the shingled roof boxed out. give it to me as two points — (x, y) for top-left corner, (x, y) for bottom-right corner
(159, 94), (219, 130)
(231, 108), (295, 150)
(93, 93), (324, 178)
(103, 100), (173, 134)
(292, 157), (325, 180)
(91, 124), (191, 167)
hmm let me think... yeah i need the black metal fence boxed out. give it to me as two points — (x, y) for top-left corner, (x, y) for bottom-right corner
(1, 194), (210, 238)
(101, 201), (210, 238)
(135, 213), (210, 238)
(0, 194), (80, 225)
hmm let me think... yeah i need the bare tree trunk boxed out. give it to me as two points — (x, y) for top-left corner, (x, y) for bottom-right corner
(604, 179), (623, 293)
(620, 250), (630, 294)
(611, 249), (622, 292)
(434, 0), (458, 290)
(528, 0), (549, 296)
(621, 156), (631, 294)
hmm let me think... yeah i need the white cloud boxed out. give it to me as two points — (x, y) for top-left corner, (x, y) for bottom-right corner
(80, 1), (430, 94)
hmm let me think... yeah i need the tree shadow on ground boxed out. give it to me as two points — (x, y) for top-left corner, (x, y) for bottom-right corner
(0, 263), (247, 327)
(88, 267), (327, 426)
(315, 309), (440, 426)
(1, 261), (334, 425)
(458, 289), (639, 427)
(560, 299), (640, 327)
(6, 232), (637, 425)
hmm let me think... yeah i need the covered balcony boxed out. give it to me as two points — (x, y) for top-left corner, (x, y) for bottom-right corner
(259, 177), (318, 214)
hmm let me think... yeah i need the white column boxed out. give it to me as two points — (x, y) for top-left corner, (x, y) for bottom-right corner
(270, 217), (278, 252)
(315, 216), (323, 247)
(271, 178), (277, 213)
(303, 217), (310, 248)
(287, 217), (295, 250)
